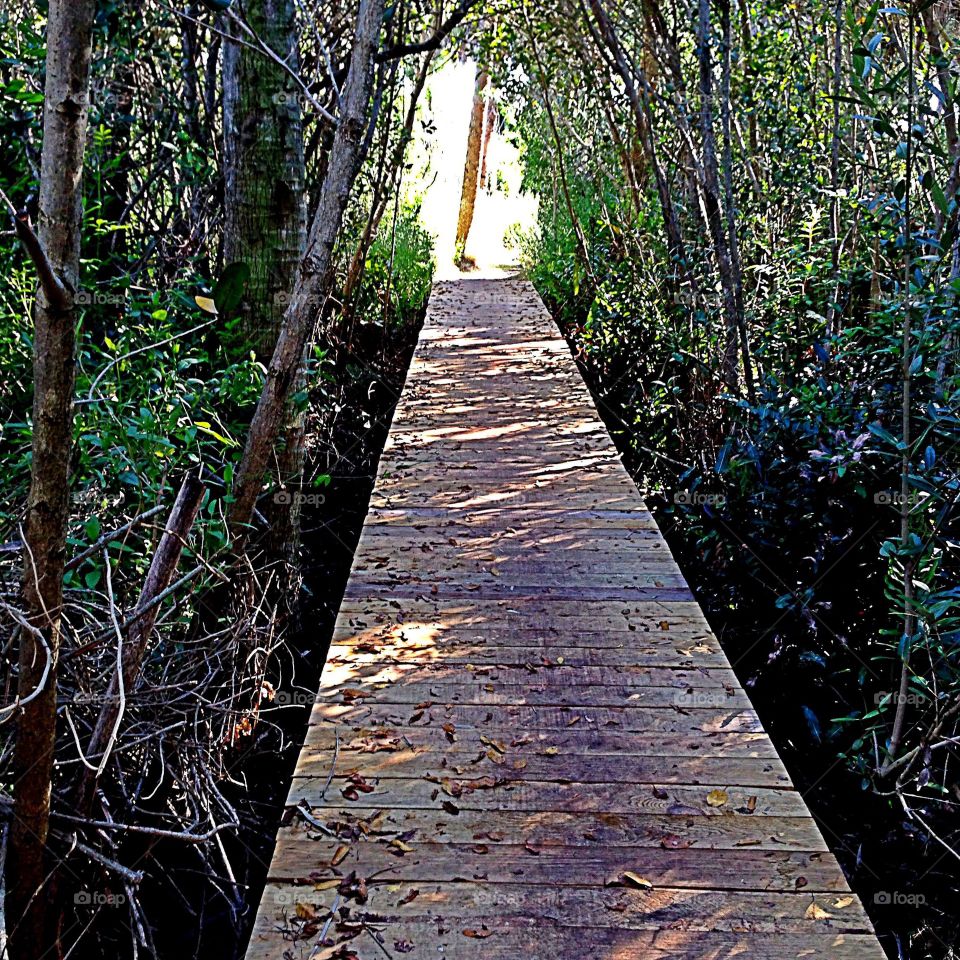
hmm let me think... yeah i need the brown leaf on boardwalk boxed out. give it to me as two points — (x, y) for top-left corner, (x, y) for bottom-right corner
(330, 844), (350, 867)
(524, 841), (540, 856)
(659, 620), (670, 630)
(397, 889), (419, 906)
(804, 902), (833, 920)
(442, 800), (460, 815)
(313, 878), (341, 891)
(341, 688), (366, 703)
(463, 927), (493, 939)
(389, 839), (414, 855)
(442, 722), (457, 742)
(705, 789), (728, 807)
(295, 902), (317, 920)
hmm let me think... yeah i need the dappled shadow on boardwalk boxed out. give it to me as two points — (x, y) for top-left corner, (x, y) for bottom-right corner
(243, 279), (885, 959)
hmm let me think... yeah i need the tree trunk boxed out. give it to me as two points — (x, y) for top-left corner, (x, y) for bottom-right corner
(223, 0), (307, 361)
(697, 0), (741, 392)
(479, 95), (497, 191)
(719, 0), (755, 398)
(227, 0), (386, 540)
(223, 0), (308, 555)
(455, 69), (489, 262)
(8, 2), (96, 957)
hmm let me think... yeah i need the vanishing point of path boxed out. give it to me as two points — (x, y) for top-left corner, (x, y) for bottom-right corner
(245, 278), (885, 959)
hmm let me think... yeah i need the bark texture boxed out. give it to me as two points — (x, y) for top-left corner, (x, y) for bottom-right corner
(9, 2), (96, 956)
(223, 0), (307, 359)
(227, 0), (386, 538)
(223, 0), (308, 552)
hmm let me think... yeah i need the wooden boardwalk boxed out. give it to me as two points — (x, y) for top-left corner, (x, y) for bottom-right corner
(246, 279), (885, 959)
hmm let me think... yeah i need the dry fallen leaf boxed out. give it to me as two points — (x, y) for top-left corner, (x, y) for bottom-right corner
(542, 746), (560, 756)
(805, 902), (833, 920)
(397, 889), (420, 906)
(294, 902), (317, 920)
(463, 927), (493, 939)
(833, 896), (854, 909)
(331, 844), (350, 867)
(705, 789), (729, 808)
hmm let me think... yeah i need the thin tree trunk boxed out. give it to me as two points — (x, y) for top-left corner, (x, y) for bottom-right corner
(585, 0), (695, 293)
(719, 0), (755, 398)
(8, 2), (96, 956)
(227, 0), (386, 539)
(697, 0), (741, 391)
(479, 95), (497, 190)
(827, 0), (844, 336)
(455, 68), (489, 262)
(883, 5), (917, 775)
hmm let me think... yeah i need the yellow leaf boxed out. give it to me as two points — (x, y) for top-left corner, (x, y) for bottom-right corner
(705, 789), (728, 807)
(389, 839), (414, 854)
(194, 295), (218, 314)
(542, 746), (560, 756)
(805, 902), (833, 920)
(313, 879), (341, 891)
(295, 902), (317, 920)
(832, 896), (854, 909)
(330, 844), (350, 867)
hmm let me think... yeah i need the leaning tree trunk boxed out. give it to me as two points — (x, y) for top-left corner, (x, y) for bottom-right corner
(455, 69), (489, 263)
(8, 2), (96, 957)
(223, 0), (308, 554)
(227, 0), (386, 540)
